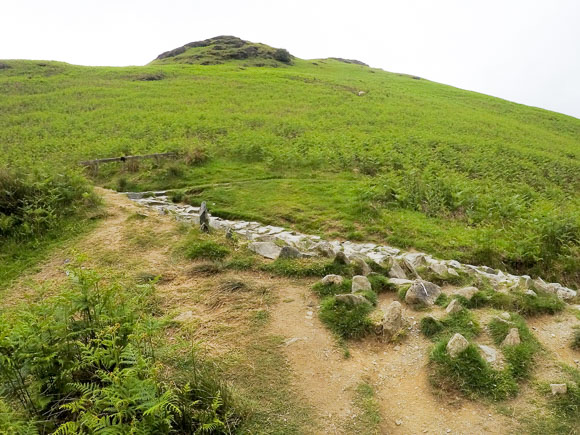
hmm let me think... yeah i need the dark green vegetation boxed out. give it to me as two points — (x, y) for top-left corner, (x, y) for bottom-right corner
(0, 267), (241, 433)
(573, 326), (580, 350)
(456, 287), (565, 316)
(429, 312), (540, 400)
(1, 36), (579, 287)
(319, 296), (373, 339)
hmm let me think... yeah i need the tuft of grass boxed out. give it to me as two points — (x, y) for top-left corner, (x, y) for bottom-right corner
(312, 279), (351, 297)
(397, 285), (410, 301)
(572, 326), (580, 350)
(319, 296), (373, 339)
(185, 240), (230, 260)
(435, 293), (450, 307)
(429, 339), (518, 401)
(346, 382), (382, 434)
(260, 258), (352, 278)
(367, 274), (396, 292)
(420, 309), (480, 340)
(488, 313), (540, 380)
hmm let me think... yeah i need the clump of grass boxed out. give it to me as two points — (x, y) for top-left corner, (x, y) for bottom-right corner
(572, 326), (580, 350)
(312, 279), (351, 297)
(429, 339), (518, 400)
(346, 382), (382, 434)
(319, 296), (373, 339)
(183, 147), (209, 166)
(224, 255), (256, 271)
(458, 288), (565, 316)
(417, 267), (473, 287)
(188, 262), (223, 276)
(186, 240), (230, 260)
(488, 313), (540, 380)
(420, 309), (480, 340)
(397, 285), (410, 301)
(367, 274), (395, 292)
(435, 293), (449, 307)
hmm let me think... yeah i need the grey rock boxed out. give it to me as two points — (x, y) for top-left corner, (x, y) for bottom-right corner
(351, 255), (372, 275)
(199, 201), (209, 232)
(502, 328), (521, 346)
(382, 301), (403, 338)
(447, 333), (469, 358)
(334, 251), (350, 265)
(388, 258), (408, 279)
(314, 242), (335, 258)
(550, 384), (567, 395)
(525, 289), (537, 297)
(278, 246), (301, 259)
(500, 312), (511, 320)
(447, 268), (460, 277)
(478, 344), (497, 363)
(248, 241), (282, 259)
(352, 275), (372, 292)
(445, 299), (463, 314)
(429, 262), (448, 277)
(405, 280), (441, 306)
(557, 287), (577, 301)
(335, 293), (371, 306)
(389, 278), (414, 286)
(321, 274), (344, 286)
(455, 286), (479, 300)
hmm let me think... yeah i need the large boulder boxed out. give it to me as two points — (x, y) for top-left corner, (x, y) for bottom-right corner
(352, 275), (372, 292)
(248, 241), (282, 259)
(321, 274), (344, 286)
(447, 333), (469, 358)
(335, 293), (371, 306)
(501, 328), (521, 346)
(405, 280), (441, 306)
(382, 301), (403, 339)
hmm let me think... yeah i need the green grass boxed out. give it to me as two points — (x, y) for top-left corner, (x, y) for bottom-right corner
(312, 279), (352, 297)
(1, 49), (580, 287)
(185, 240), (230, 260)
(457, 287), (565, 316)
(319, 296), (373, 339)
(420, 309), (481, 340)
(346, 382), (382, 434)
(572, 326), (580, 350)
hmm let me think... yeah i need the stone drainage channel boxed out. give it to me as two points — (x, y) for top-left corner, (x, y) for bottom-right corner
(125, 191), (577, 302)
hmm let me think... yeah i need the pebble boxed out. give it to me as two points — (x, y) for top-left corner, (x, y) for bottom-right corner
(395, 419), (403, 426)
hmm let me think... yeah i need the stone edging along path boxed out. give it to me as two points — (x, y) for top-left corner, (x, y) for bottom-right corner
(125, 191), (578, 302)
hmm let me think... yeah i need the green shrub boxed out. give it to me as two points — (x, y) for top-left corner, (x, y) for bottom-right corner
(273, 48), (291, 63)
(0, 267), (241, 433)
(319, 296), (373, 339)
(420, 310), (480, 340)
(312, 279), (351, 297)
(186, 240), (230, 260)
(420, 316), (443, 338)
(0, 167), (98, 239)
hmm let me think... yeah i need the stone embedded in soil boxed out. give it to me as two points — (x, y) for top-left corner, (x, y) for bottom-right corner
(478, 344), (497, 363)
(387, 258), (408, 279)
(501, 328), (521, 346)
(335, 293), (371, 306)
(351, 275), (372, 292)
(500, 312), (511, 320)
(445, 298), (463, 314)
(350, 255), (372, 275)
(334, 251), (350, 265)
(321, 274), (344, 286)
(382, 301), (403, 339)
(405, 280), (441, 306)
(278, 245), (301, 259)
(447, 333), (469, 358)
(248, 241), (282, 259)
(550, 384), (567, 395)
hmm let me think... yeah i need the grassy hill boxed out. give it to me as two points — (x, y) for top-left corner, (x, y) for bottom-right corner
(1, 36), (579, 286)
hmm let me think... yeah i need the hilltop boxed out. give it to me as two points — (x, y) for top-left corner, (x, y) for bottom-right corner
(150, 35), (294, 67)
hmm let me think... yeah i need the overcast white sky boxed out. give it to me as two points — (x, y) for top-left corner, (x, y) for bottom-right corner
(2, 0), (579, 119)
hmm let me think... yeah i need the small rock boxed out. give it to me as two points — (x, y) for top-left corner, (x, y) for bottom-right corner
(395, 419), (402, 426)
(314, 242), (335, 257)
(351, 255), (372, 275)
(382, 301), (403, 339)
(199, 201), (209, 232)
(500, 312), (511, 320)
(454, 286), (479, 300)
(278, 245), (301, 259)
(447, 333), (469, 358)
(335, 293), (371, 306)
(502, 328), (521, 346)
(389, 278), (414, 286)
(405, 280), (441, 306)
(429, 262), (448, 277)
(550, 384), (567, 395)
(352, 275), (372, 292)
(358, 91), (366, 96)
(525, 289), (537, 297)
(478, 344), (497, 363)
(334, 251), (350, 265)
(447, 268), (459, 277)
(387, 258), (408, 279)
(445, 299), (463, 314)
(225, 227), (234, 239)
(174, 311), (194, 322)
(321, 274), (344, 286)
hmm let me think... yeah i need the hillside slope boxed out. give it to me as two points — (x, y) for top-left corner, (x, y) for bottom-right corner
(0, 37), (579, 286)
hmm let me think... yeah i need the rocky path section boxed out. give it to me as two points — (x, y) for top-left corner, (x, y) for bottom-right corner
(126, 191), (577, 302)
